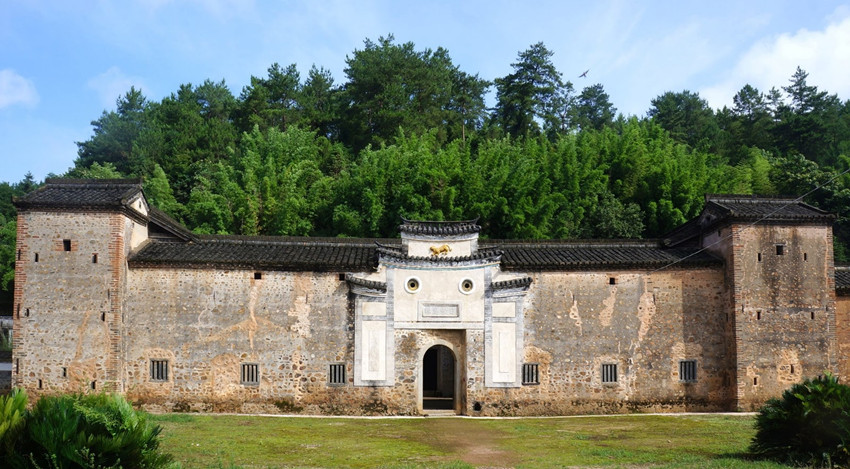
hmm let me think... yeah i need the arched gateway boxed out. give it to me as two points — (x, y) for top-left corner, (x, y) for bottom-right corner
(422, 344), (456, 411)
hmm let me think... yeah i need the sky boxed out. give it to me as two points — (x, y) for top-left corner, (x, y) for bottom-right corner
(2, 0), (850, 184)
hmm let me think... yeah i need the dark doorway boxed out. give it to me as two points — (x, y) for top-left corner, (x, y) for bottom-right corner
(423, 345), (455, 410)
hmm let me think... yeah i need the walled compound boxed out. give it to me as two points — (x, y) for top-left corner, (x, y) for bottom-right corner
(11, 178), (850, 415)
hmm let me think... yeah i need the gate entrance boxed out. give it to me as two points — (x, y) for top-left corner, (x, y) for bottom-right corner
(422, 345), (455, 410)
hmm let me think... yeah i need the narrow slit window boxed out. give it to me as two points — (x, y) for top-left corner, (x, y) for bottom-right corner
(34, 253), (38, 262)
(62, 367), (67, 378)
(812, 311), (815, 320)
(38, 379), (42, 390)
(602, 363), (618, 383)
(241, 363), (260, 385)
(25, 308), (29, 317)
(754, 377), (758, 386)
(91, 381), (96, 390)
(804, 252), (808, 261)
(790, 364), (795, 374)
(17, 249), (21, 261)
(329, 363), (346, 385)
(100, 312), (106, 322)
(522, 363), (540, 385)
(92, 253), (98, 264)
(150, 359), (169, 382)
(679, 360), (697, 383)
(757, 311), (761, 320)
(63, 239), (71, 251)
(757, 252), (762, 262)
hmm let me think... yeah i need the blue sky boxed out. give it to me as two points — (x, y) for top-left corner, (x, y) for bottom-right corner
(2, 0), (850, 184)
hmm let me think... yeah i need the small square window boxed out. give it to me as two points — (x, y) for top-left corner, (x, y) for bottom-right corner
(63, 239), (71, 251)
(602, 363), (618, 383)
(679, 360), (697, 383)
(329, 363), (346, 385)
(254, 272), (262, 280)
(609, 277), (616, 285)
(522, 363), (540, 385)
(241, 363), (260, 385)
(150, 359), (169, 381)
(776, 244), (785, 256)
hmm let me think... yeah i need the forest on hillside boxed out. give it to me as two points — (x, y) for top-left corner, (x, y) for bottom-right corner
(1, 36), (850, 312)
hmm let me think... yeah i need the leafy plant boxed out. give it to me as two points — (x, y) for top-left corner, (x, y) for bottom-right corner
(0, 388), (28, 465)
(14, 392), (173, 469)
(750, 372), (850, 466)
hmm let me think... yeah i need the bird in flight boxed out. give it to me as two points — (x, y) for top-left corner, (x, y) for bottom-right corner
(579, 69), (589, 78)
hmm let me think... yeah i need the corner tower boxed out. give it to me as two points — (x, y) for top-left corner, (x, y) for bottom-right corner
(668, 195), (836, 410)
(12, 179), (149, 394)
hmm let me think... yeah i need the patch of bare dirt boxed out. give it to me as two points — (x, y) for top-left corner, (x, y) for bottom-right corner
(423, 419), (517, 468)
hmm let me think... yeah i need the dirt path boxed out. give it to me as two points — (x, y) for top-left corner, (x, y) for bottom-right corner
(423, 418), (517, 468)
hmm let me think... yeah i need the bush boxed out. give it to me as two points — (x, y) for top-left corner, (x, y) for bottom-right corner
(750, 372), (850, 466)
(0, 390), (173, 468)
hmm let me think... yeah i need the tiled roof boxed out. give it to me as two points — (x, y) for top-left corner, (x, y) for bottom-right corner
(129, 237), (386, 271)
(399, 218), (480, 236)
(704, 195), (834, 222)
(345, 275), (387, 292)
(14, 179), (143, 209)
(130, 237), (721, 272)
(376, 244), (504, 264)
(836, 265), (850, 296)
(148, 207), (197, 241)
(492, 277), (533, 290)
(484, 240), (721, 271)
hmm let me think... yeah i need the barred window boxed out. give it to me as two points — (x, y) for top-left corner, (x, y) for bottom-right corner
(602, 363), (618, 383)
(329, 363), (346, 385)
(150, 359), (169, 382)
(241, 363), (259, 385)
(679, 360), (697, 383)
(522, 363), (539, 385)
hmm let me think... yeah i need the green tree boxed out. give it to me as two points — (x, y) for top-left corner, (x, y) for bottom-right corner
(75, 87), (150, 175)
(648, 90), (719, 151)
(340, 35), (486, 150)
(492, 42), (568, 138)
(575, 83), (617, 131)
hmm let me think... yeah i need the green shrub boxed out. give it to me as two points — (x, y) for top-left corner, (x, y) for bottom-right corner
(750, 372), (850, 466)
(0, 390), (173, 468)
(0, 388), (28, 465)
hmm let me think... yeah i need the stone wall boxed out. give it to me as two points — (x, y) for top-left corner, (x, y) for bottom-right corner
(12, 210), (125, 395)
(464, 267), (731, 415)
(705, 223), (836, 410)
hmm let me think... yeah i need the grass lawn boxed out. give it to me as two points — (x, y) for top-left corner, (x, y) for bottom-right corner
(152, 413), (793, 468)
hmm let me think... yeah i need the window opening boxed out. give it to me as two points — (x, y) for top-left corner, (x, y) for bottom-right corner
(776, 244), (785, 255)
(609, 277), (616, 285)
(150, 359), (169, 381)
(459, 278), (474, 294)
(602, 363), (618, 383)
(62, 367), (67, 378)
(34, 253), (38, 262)
(757, 252), (762, 262)
(91, 381), (96, 390)
(100, 312), (106, 322)
(757, 311), (761, 320)
(338, 273), (346, 281)
(522, 363), (540, 385)
(24, 308), (29, 318)
(241, 363), (260, 385)
(92, 254), (98, 263)
(329, 363), (346, 385)
(790, 364), (795, 374)
(63, 239), (71, 251)
(811, 311), (815, 320)
(405, 277), (420, 293)
(17, 249), (21, 261)
(38, 379), (42, 390)
(804, 253), (808, 261)
(679, 360), (697, 382)
(254, 272), (262, 280)
(753, 377), (758, 386)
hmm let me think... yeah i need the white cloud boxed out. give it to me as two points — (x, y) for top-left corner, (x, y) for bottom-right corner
(87, 67), (150, 110)
(701, 9), (850, 110)
(0, 69), (39, 109)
